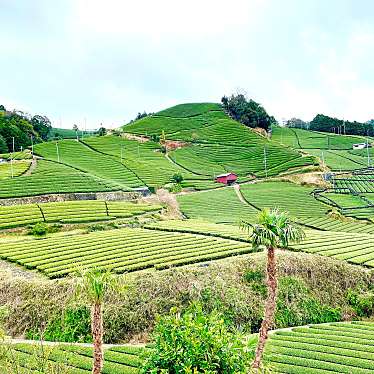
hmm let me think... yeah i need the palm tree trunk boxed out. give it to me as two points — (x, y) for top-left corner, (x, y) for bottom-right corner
(252, 245), (277, 370)
(91, 302), (104, 374)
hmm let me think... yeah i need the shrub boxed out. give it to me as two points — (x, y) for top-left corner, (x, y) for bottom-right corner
(141, 303), (252, 374)
(171, 173), (184, 184)
(26, 306), (91, 343)
(275, 276), (342, 327)
(29, 222), (48, 237)
(347, 289), (374, 317)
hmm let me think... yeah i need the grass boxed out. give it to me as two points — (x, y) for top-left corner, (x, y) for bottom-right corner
(0, 160), (30, 178)
(3, 322), (373, 373)
(0, 227), (252, 278)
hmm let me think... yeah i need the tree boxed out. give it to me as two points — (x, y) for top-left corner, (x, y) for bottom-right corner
(221, 94), (275, 131)
(241, 209), (305, 370)
(31, 115), (52, 140)
(76, 268), (118, 374)
(286, 118), (308, 129)
(0, 105), (5, 111)
(97, 127), (106, 136)
(0, 134), (8, 153)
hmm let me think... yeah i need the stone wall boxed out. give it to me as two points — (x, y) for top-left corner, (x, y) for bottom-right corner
(0, 191), (140, 206)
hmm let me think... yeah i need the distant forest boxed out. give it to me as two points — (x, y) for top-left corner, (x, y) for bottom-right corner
(0, 104), (51, 153)
(285, 114), (374, 137)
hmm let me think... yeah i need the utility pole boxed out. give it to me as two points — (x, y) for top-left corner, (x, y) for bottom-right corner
(10, 136), (14, 178)
(367, 134), (371, 167)
(264, 146), (268, 178)
(31, 135), (34, 157)
(56, 142), (60, 163)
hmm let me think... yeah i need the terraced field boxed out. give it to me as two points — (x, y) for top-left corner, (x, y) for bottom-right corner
(266, 322), (374, 373)
(34, 140), (143, 188)
(272, 127), (369, 150)
(292, 229), (374, 267)
(145, 219), (250, 242)
(0, 228), (252, 278)
(240, 182), (328, 219)
(124, 103), (316, 178)
(169, 143), (316, 178)
(177, 187), (258, 223)
(0, 201), (162, 229)
(0, 160), (30, 178)
(5, 322), (373, 373)
(82, 136), (215, 189)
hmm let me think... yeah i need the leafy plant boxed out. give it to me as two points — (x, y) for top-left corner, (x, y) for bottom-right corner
(347, 289), (374, 317)
(29, 222), (48, 237)
(171, 173), (184, 184)
(142, 303), (253, 374)
(26, 306), (92, 343)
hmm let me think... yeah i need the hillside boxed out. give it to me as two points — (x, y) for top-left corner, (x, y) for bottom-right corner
(0, 101), (373, 374)
(124, 103), (317, 179)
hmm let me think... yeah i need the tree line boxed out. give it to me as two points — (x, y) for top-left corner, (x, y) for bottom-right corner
(221, 94), (276, 132)
(0, 104), (51, 153)
(285, 114), (374, 137)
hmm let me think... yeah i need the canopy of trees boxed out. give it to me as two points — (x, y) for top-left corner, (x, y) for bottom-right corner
(309, 114), (374, 137)
(286, 118), (308, 129)
(0, 105), (51, 153)
(221, 94), (275, 131)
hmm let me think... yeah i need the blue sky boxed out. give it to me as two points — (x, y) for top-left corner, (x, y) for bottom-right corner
(1, 0), (373, 129)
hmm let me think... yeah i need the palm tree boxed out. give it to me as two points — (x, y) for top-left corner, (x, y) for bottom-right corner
(241, 209), (305, 370)
(76, 268), (117, 374)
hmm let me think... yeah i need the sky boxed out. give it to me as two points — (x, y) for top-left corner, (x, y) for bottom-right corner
(0, 0), (374, 129)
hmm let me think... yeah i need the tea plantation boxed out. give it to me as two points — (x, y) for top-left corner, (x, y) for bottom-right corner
(1, 102), (374, 373)
(4, 322), (374, 373)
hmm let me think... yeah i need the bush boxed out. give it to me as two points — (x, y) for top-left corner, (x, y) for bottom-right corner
(347, 289), (374, 317)
(275, 276), (342, 327)
(142, 304), (252, 374)
(26, 306), (91, 343)
(29, 222), (48, 237)
(171, 173), (184, 184)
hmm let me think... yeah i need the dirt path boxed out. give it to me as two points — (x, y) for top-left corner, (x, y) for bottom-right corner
(0, 259), (43, 280)
(233, 184), (247, 204)
(24, 157), (39, 176)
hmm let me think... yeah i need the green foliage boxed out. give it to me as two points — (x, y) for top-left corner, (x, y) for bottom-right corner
(26, 306), (92, 343)
(97, 127), (107, 136)
(347, 289), (374, 317)
(243, 208), (305, 249)
(142, 304), (253, 374)
(29, 222), (48, 237)
(243, 270), (267, 296)
(171, 173), (183, 184)
(0, 134), (7, 153)
(221, 94), (275, 131)
(310, 113), (374, 137)
(0, 227), (250, 278)
(275, 276), (342, 327)
(76, 267), (118, 304)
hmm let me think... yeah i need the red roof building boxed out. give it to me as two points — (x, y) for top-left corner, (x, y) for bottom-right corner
(215, 172), (238, 185)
